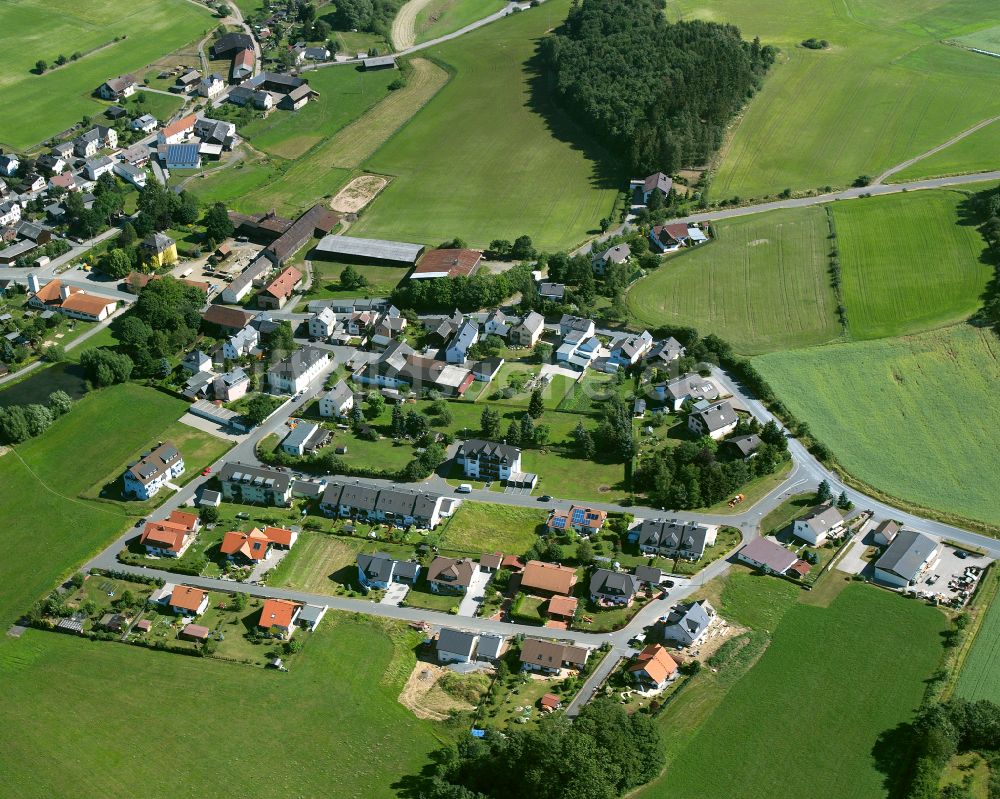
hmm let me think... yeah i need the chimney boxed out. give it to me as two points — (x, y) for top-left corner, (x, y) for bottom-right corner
(27, 273), (40, 293)
(60, 283), (72, 300)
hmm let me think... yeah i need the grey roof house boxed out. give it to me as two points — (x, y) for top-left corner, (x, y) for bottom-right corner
(662, 600), (714, 646)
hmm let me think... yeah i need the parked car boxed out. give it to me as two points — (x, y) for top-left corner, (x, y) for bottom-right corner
(538, 494), (552, 502)
(456, 483), (472, 493)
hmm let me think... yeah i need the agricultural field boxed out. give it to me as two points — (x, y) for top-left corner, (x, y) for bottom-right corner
(834, 190), (993, 339)
(952, 23), (1000, 56)
(413, 0), (508, 43)
(351, 0), (621, 251)
(670, 0), (1000, 198)
(755, 325), (1000, 527)
(0, 0), (212, 150)
(627, 206), (841, 355)
(0, 384), (200, 626)
(955, 591), (1000, 703)
(890, 121), (1000, 181)
(637, 584), (947, 799)
(440, 502), (547, 554)
(0, 616), (440, 798)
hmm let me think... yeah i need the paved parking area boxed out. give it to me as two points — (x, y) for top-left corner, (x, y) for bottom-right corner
(457, 569), (492, 617)
(836, 534), (869, 575)
(915, 545), (991, 593)
(381, 583), (410, 605)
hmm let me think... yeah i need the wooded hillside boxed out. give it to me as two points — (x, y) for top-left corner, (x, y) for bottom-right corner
(542, 0), (775, 174)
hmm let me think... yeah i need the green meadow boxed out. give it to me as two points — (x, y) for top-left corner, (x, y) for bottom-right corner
(414, 0), (508, 43)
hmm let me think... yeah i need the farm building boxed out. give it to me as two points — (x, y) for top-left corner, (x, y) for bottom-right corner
(314, 234), (425, 266)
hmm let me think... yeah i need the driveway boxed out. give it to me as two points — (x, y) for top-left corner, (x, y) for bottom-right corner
(381, 582), (410, 605)
(457, 569), (492, 617)
(250, 548), (289, 582)
(835, 535), (869, 576)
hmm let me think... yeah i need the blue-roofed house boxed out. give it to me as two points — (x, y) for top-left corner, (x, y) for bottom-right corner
(163, 143), (201, 170)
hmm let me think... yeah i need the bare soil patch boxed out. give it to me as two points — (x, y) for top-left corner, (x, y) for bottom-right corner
(398, 661), (481, 720)
(330, 174), (391, 213)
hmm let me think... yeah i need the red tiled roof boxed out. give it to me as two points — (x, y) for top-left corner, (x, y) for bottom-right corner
(140, 520), (192, 553)
(412, 248), (482, 278)
(258, 598), (301, 630)
(59, 293), (115, 317)
(161, 113), (197, 138)
(263, 265), (302, 298)
(547, 595), (578, 619)
(521, 561), (578, 596)
(170, 585), (208, 612)
(628, 644), (678, 684)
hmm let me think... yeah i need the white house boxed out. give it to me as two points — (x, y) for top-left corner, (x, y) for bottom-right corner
(199, 73), (225, 99)
(445, 320), (479, 364)
(223, 325), (259, 360)
(122, 442), (185, 500)
(793, 506), (845, 546)
(455, 439), (521, 482)
(0, 200), (21, 227)
(687, 400), (738, 440)
(318, 380), (354, 418)
(510, 311), (544, 348)
(437, 628), (479, 664)
(0, 153), (21, 177)
(662, 600), (714, 647)
(874, 530), (940, 588)
(268, 347), (330, 395)
(131, 114), (158, 133)
(112, 161), (147, 188)
(483, 310), (510, 338)
(309, 307), (337, 339)
(84, 156), (115, 181)
(607, 330), (653, 369)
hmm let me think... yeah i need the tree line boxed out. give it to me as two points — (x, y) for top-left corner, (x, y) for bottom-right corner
(0, 390), (74, 445)
(968, 186), (1000, 337)
(542, 0), (776, 175)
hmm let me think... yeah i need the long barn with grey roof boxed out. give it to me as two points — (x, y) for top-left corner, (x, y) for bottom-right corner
(874, 530), (940, 588)
(315, 234), (425, 265)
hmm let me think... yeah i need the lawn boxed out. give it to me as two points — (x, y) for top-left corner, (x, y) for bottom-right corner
(627, 206), (841, 355)
(755, 325), (1000, 528)
(0, 0), (212, 150)
(240, 66), (399, 160)
(350, 0), (621, 251)
(891, 121), (1000, 181)
(307, 262), (410, 299)
(833, 190), (993, 339)
(759, 493), (815, 537)
(0, 616), (440, 798)
(670, 0), (1000, 199)
(0, 384), (196, 626)
(956, 587), (1000, 703)
(440, 502), (547, 555)
(636, 584), (948, 799)
(413, 0), (508, 43)
(267, 532), (366, 594)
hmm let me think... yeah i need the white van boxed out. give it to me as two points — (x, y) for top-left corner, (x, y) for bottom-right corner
(456, 483), (473, 493)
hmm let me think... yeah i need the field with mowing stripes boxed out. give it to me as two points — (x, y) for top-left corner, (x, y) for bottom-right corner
(627, 206), (841, 355)
(953, 23), (1000, 56)
(956, 592), (1000, 703)
(890, 120), (1000, 180)
(670, 0), (1000, 198)
(0, 0), (211, 150)
(414, 0), (508, 43)
(834, 190), (993, 339)
(638, 584), (946, 799)
(351, 0), (620, 250)
(755, 326), (1000, 527)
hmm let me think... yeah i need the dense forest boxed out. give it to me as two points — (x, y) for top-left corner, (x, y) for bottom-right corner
(542, 0), (776, 174)
(322, 0), (405, 39)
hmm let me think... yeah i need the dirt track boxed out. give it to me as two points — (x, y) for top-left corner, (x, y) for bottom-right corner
(391, 0), (436, 50)
(330, 175), (390, 213)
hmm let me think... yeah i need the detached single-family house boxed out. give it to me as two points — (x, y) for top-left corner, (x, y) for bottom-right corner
(138, 510), (201, 557)
(0, 201), (21, 227)
(112, 161), (147, 188)
(169, 585), (209, 617)
(647, 337), (686, 366)
(546, 506), (607, 536)
(309, 307), (337, 339)
(140, 232), (178, 268)
(280, 421), (329, 457)
(539, 282), (565, 302)
(662, 600), (715, 647)
(559, 314), (595, 339)
(0, 153), (20, 177)
(793, 505), (845, 546)
(655, 373), (719, 411)
(723, 434), (762, 460)
(318, 380), (354, 418)
(589, 569), (637, 605)
(688, 400), (739, 440)
(223, 325), (259, 360)
(157, 113), (197, 145)
(736, 537), (799, 575)
(509, 311), (544, 348)
(437, 628), (479, 664)
(84, 156), (114, 181)
(555, 329), (599, 372)
(593, 243), (630, 275)
(213, 366), (249, 402)
(629, 644), (679, 690)
(268, 347), (330, 394)
(649, 223), (691, 253)
(873, 519), (900, 546)
(874, 530), (940, 588)
(258, 598), (302, 639)
(131, 114), (158, 133)
(356, 552), (421, 591)
(477, 633), (508, 663)
(607, 330), (653, 369)
(220, 525), (297, 563)
(426, 556), (478, 594)
(520, 560), (578, 597)
(630, 172), (672, 205)
(455, 439), (521, 482)
(199, 73), (225, 99)
(123, 441), (185, 500)
(520, 638), (589, 674)
(98, 75), (136, 100)
(258, 265), (302, 309)
(483, 310), (510, 338)
(445, 320), (479, 364)
(634, 565), (665, 587)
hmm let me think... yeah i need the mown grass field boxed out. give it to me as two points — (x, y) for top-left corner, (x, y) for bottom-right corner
(0, 0), (211, 150)
(891, 121), (1000, 181)
(0, 617), (439, 798)
(627, 206), (841, 355)
(440, 502), (547, 554)
(755, 325), (1000, 526)
(0, 384), (205, 626)
(414, 0), (508, 43)
(351, 0), (621, 250)
(637, 584), (947, 799)
(953, 23), (1000, 55)
(835, 190), (993, 339)
(670, 0), (1000, 198)
(956, 590), (1000, 703)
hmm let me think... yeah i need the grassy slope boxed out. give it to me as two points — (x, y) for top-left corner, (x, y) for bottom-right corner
(0, 0), (211, 150)
(834, 190), (993, 339)
(351, 0), (620, 250)
(671, 0), (1000, 198)
(0, 384), (225, 627)
(627, 206), (841, 355)
(440, 502), (547, 554)
(0, 617), (439, 798)
(755, 325), (1000, 526)
(414, 0), (508, 43)
(956, 589), (1000, 702)
(641, 584), (945, 799)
